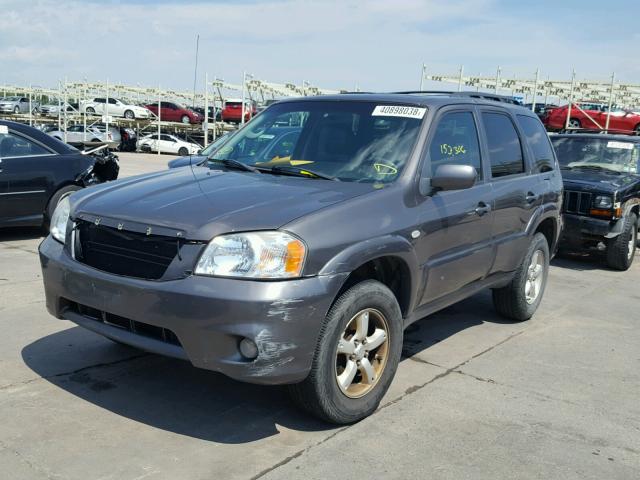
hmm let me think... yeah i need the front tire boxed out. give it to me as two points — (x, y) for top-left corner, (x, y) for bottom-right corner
(568, 118), (581, 129)
(86, 107), (95, 114)
(13, 106), (19, 114)
(606, 213), (637, 271)
(181, 115), (190, 124)
(492, 232), (550, 322)
(288, 280), (403, 424)
(178, 147), (189, 156)
(124, 110), (135, 120)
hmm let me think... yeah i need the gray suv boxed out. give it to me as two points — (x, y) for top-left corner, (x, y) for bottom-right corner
(39, 92), (563, 424)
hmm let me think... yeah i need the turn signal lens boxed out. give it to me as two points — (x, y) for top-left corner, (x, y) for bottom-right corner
(590, 208), (614, 218)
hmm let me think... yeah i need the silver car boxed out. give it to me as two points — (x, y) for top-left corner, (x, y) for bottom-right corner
(48, 124), (121, 148)
(0, 96), (40, 114)
(39, 99), (75, 116)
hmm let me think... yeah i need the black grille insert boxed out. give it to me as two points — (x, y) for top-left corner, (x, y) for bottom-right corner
(563, 190), (592, 215)
(71, 301), (182, 346)
(75, 221), (178, 280)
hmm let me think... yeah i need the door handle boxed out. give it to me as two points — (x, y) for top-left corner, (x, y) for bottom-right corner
(474, 202), (491, 216)
(526, 192), (539, 204)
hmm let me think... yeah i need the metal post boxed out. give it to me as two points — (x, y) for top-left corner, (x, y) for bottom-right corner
(204, 72), (209, 148)
(419, 64), (426, 91)
(531, 68), (539, 112)
(157, 86), (161, 156)
(105, 78), (109, 147)
(63, 77), (68, 143)
(495, 66), (501, 93)
(83, 80), (87, 143)
(28, 85), (32, 126)
(57, 81), (62, 131)
(565, 69), (576, 130)
(241, 71), (246, 126)
(605, 72), (615, 132)
(457, 65), (464, 92)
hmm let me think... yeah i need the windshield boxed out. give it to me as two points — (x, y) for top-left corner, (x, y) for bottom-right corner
(3, 96), (20, 101)
(210, 101), (424, 183)
(199, 133), (232, 157)
(550, 137), (640, 174)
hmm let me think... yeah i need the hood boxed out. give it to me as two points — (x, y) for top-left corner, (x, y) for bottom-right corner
(70, 166), (372, 240)
(561, 168), (639, 193)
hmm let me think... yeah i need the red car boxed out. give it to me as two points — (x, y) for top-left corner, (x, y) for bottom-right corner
(145, 101), (203, 124)
(221, 99), (257, 123)
(545, 102), (640, 134)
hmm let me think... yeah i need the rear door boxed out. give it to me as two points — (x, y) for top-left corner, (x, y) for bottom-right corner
(478, 109), (540, 275)
(415, 107), (495, 304)
(0, 128), (56, 223)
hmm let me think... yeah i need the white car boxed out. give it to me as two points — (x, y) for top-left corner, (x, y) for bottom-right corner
(80, 97), (152, 120)
(48, 124), (120, 147)
(137, 133), (201, 156)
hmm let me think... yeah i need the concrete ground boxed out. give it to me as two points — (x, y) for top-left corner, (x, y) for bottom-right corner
(0, 152), (638, 479)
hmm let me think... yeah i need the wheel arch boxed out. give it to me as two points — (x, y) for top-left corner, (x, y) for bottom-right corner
(319, 236), (419, 319)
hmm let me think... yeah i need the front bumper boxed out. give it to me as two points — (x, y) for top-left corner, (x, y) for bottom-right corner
(560, 213), (617, 247)
(39, 236), (348, 384)
(0, 105), (16, 112)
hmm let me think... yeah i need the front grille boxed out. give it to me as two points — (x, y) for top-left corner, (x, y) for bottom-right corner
(563, 190), (592, 215)
(67, 300), (182, 346)
(75, 221), (178, 280)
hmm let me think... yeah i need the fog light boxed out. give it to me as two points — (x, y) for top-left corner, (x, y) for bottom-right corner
(239, 338), (259, 360)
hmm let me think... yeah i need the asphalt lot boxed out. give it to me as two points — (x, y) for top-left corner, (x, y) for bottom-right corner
(0, 152), (638, 479)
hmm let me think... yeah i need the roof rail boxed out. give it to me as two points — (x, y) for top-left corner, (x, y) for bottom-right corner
(390, 90), (522, 105)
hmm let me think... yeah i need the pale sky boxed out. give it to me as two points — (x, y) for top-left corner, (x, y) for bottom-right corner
(1, 0), (638, 93)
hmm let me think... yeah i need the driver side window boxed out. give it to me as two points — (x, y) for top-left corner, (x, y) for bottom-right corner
(426, 111), (482, 178)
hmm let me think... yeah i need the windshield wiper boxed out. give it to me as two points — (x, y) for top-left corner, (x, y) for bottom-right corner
(257, 165), (339, 181)
(209, 158), (259, 173)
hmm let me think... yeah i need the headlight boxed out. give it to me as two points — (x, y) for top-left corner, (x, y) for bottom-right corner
(50, 195), (71, 243)
(194, 231), (306, 279)
(593, 195), (613, 209)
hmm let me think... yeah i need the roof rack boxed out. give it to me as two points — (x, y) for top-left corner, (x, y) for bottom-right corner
(390, 90), (522, 105)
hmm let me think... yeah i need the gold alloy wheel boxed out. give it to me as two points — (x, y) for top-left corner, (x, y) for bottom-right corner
(335, 308), (390, 399)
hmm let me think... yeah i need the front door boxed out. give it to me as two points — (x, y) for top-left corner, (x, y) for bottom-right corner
(415, 108), (495, 305)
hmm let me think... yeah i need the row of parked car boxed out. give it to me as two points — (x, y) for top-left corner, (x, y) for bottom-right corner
(0, 96), (260, 124)
(3, 91), (640, 426)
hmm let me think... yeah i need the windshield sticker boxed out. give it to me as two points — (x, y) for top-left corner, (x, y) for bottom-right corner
(373, 163), (398, 175)
(607, 141), (633, 150)
(0, 125), (7, 134)
(372, 105), (426, 119)
(440, 144), (466, 156)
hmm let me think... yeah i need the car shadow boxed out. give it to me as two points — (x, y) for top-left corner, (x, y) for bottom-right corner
(550, 252), (633, 272)
(0, 226), (44, 242)
(21, 290), (503, 443)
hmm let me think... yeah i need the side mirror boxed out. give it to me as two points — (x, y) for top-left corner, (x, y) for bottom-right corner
(422, 164), (477, 195)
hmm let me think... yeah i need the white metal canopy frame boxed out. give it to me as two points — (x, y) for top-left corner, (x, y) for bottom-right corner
(420, 65), (640, 131)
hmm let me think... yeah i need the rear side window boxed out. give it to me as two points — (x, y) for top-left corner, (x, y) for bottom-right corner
(428, 111), (482, 178)
(517, 115), (555, 173)
(482, 112), (524, 178)
(0, 132), (50, 158)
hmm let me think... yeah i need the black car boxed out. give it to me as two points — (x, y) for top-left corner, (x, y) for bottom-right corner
(39, 93), (562, 424)
(551, 133), (640, 269)
(0, 120), (119, 229)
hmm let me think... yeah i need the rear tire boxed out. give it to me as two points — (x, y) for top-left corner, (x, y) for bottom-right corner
(492, 232), (550, 322)
(43, 185), (82, 230)
(606, 213), (637, 271)
(568, 118), (581, 129)
(86, 107), (95, 114)
(13, 106), (19, 114)
(178, 147), (189, 156)
(288, 280), (403, 424)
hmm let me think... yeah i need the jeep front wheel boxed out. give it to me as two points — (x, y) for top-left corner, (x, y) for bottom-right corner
(288, 280), (402, 424)
(492, 232), (549, 322)
(606, 213), (637, 271)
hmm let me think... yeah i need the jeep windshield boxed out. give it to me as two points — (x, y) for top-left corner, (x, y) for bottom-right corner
(551, 137), (640, 174)
(210, 101), (425, 183)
